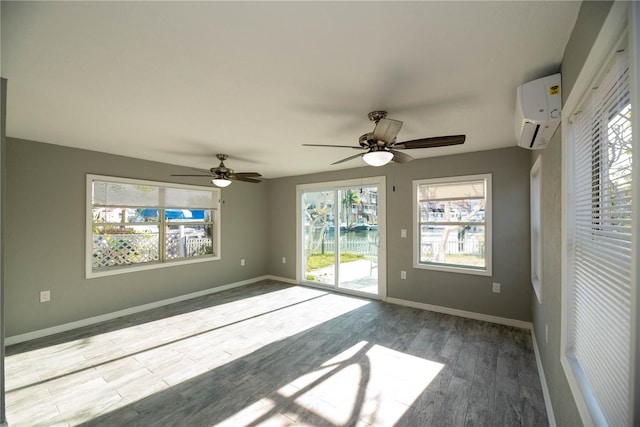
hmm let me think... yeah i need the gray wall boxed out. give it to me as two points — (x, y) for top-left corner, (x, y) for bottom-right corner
(268, 147), (533, 321)
(6, 139), (532, 336)
(531, 1), (613, 425)
(5, 138), (268, 337)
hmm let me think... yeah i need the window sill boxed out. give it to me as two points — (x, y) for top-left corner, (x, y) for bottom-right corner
(86, 255), (220, 279)
(413, 261), (492, 277)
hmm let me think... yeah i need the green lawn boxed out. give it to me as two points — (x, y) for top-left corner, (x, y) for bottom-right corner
(306, 252), (363, 270)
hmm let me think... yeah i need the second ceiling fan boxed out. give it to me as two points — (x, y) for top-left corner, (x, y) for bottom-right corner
(171, 154), (261, 187)
(303, 111), (465, 166)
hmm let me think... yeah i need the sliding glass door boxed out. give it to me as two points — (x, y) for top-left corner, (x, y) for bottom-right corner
(299, 177), (385, 298)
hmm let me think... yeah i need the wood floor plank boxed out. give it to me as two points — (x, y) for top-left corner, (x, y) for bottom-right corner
(436, 375), (472, 426)
(5, 280), (547, 427)
(494, 388), (524, 426)
(452, 343), (479, 382)
(464, 379), (496, 426)
(394, 388), (445, 426)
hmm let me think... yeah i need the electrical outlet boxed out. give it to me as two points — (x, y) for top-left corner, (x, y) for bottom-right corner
(40, 290), (50, 303)
(400, 270), (407, 280)
(240, 259), (245, 266)
(401, 229), (407, 238)
(492, 282), (501, 293)
(282, 257), (286, 264)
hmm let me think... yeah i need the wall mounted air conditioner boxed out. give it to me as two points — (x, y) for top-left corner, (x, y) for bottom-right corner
(515, 73), (562, 150)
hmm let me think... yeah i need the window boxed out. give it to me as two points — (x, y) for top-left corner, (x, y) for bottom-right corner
(530, 156), (542, 302)
(413, 174), (492, 276)
(87, 175), (220, 278)
(564, 47), (632, 425)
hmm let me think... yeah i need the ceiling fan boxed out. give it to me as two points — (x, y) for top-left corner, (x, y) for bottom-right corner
(303, 111), (465, 166)
(171, 154), (262, 187)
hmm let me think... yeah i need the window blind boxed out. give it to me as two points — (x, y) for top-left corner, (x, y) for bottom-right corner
(418, 180), (485, 201)
(165, 187), (216, 208)
(92, 180), (216, 209)
(568, 49), (631, 426)
(92, 180), (160, 207)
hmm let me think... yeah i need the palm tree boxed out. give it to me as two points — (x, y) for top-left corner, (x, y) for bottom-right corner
(341, 189), (360, 227)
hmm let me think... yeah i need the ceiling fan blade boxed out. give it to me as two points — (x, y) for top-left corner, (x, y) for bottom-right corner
(234, 172), (262, 177)
(170, 174), (213, 177)
(331, 153), (364, 165)
(373, 118), (403, 144)
(395, 135), (466, 149)
(389, 150), (414, 163)
(303, 144), (363, 149)
(232, 176), (261, 183)
(190, 167), (212, 173)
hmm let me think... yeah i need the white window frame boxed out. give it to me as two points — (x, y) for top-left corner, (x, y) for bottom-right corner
(531, 155), (542, 303)
(86, 174), (221, 279)
(561, 2), (636, 425)
(413, 173), (492, 277)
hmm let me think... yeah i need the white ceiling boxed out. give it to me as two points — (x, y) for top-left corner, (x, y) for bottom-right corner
(2, 1), (580, 179)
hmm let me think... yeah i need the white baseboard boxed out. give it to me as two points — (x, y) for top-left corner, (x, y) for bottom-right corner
(385, 296), (533, 330)
(7, 276), (532, 346)
(265, 275), (298, 285)
(6, 275), (270, 346)
(531, 328), (556, 427)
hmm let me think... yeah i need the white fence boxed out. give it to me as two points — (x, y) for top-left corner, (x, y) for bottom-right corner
(309, 235), (483, 258)
(165, 234), (213, 259)
(92, 233), (212, 268)
(420, 238), (484, 256)
(311, 237), (376, 256)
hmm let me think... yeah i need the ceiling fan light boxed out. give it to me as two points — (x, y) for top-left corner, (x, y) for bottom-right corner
(212, 178), (232, 188)
(363, 150), (393, 167)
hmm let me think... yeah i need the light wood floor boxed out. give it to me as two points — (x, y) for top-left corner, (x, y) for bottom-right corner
(6, 280), (548, 426)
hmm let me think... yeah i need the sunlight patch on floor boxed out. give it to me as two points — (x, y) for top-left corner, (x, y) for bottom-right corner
(5, 285), (373, 426)
(218, 341), (445, 426)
